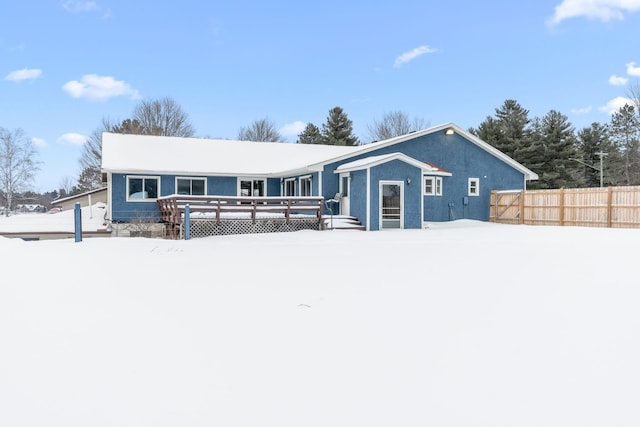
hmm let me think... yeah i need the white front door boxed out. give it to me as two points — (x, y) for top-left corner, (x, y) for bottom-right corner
(339, 174), (350, 216)
(380, 181), (403, 229)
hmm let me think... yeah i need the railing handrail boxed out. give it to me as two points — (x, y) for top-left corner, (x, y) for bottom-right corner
(157, 194), (324, 225)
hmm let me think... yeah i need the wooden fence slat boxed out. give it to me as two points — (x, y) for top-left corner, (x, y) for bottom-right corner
(491, 186), (640, 229)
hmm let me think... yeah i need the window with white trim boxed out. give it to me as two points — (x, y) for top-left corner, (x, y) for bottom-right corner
(341, 175), (349, 197)
(127, 176), (159, 201)
(239, 178), (266, 196)
(468, 178), (480, 196)
(424, 176), (443, 196)
(284, 179), (295, 196)
(300, 176), (312, 196)
(176, 177), (206, 195)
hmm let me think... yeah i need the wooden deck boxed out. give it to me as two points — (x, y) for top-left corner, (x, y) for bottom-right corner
(157, 195), (325, 238)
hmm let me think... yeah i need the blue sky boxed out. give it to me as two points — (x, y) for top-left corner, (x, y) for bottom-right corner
(2, 0), (640, 192)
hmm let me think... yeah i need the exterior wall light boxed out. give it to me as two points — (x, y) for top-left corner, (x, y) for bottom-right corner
(407, 177), (412, 185)
(445, 127), (455, 135)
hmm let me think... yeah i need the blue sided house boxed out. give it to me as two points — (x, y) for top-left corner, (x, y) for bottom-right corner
(101, 122), (538, 231)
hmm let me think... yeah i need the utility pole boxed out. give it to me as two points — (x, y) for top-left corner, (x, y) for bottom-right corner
(570, 152), (607, 187)
(595, 151), (607, 188)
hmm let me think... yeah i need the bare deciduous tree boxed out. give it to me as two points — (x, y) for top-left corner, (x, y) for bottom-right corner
(627, 80), (640, 119)
(237, 117), (282, 142)
(78, 117), (116, 192)
(133, 97), (195, 137)
(366, 111), (429, 143)
(0, 127), (39, 215)
(58, 176), (77, 197)
(78, 98), (195, 191)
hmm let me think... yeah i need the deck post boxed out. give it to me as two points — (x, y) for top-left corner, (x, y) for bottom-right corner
(185, 204), (191, 240)
(74, 202), (82, 242)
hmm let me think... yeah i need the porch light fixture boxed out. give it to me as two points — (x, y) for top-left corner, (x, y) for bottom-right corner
(445, 127), (455, 135)
(406, 177), (411, 185)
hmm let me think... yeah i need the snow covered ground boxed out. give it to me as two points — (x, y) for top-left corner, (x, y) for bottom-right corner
(1, 220), (639, 426)
(0, 203), (108, 233)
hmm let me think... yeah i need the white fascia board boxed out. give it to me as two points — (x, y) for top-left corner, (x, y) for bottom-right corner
(274, 164), (324, 177)
(424, 170), (453, 177)
(335, 152), (431, 174)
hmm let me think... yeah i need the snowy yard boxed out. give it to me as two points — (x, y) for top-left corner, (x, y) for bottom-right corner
(1, 220), (639, 426)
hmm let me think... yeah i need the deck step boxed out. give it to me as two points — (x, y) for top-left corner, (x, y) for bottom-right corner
(324, 215), (365, 230)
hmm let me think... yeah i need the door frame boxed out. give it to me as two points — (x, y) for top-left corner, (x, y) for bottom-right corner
(339, 173), (350, 216)
(379, 180), (404, 230)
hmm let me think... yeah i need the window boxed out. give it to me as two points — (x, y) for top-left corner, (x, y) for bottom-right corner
(176, 177), (206, 195)
(239, 179), (266, 196)
(300, 176), (312, 196)
(127, 176), (159, 201)
(284, 179), (295, 197)
(341, 176), (349, 197)
(424, 176), (443, 196)
(468, 178), (480, 196)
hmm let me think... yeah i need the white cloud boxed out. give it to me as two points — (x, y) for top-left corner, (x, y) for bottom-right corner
(62, 74), (139, 101)
(57, 133), (88, 145)
(548, 0), (640, 25)
(626, 61), (640, 76)
(62, 1), (98, 13)
(4, 68), (42, 82)
(280, 121), (306, 137)
(599, 96), (634, 114)
(31, 137), (48, 148)
(571, 106), (592, 114)
(393, 45), (437, 68)
(609, 74), (629, 85)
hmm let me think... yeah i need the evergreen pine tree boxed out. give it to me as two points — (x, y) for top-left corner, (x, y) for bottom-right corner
(537, 110), (579, 189)
(321, 107), (359, 146)
(471, 116), (502, 148)
(297, 123), (323, 144)
(494, 99), (531, 159)
(575, 123), (623, 187)
(516, 117), (546, 189)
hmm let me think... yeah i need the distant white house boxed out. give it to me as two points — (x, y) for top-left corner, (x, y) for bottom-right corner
(51, 187), (108, 212)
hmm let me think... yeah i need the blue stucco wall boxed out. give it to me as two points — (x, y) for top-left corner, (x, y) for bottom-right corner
(368, 160), (422, 230)
(371, 131), (524, 221)
(112, 174), (249, 222)
(110, 173), (160, 222)
(348, 169), (368, 228)
(111, 173), (325, 222)
(210, 176), (237, 196)
(322, 129), (526, 223)
(266, 178), (279, 196)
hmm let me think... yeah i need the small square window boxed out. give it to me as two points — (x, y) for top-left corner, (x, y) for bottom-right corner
(468, 178), (480, 196)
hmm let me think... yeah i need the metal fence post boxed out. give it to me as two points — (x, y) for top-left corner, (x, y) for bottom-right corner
(185, 204), (191, 240)
(74, 202), (82, 242)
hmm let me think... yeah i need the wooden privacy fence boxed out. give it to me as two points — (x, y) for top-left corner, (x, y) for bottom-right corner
(490, 186), (640, 228)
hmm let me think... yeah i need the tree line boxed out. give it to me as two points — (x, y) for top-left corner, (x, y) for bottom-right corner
(469, 97), (640, 189)
(2, 88), (640, 211)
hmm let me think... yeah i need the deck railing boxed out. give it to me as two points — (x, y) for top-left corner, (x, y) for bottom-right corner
(157, 195), (324, 237)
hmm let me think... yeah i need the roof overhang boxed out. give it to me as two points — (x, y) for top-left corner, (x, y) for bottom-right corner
(334, 152), (451, 176)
